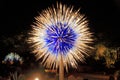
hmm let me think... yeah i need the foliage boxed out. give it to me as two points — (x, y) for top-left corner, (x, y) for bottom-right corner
(103, 48), (118, 68)
(94, 43), (120, 68)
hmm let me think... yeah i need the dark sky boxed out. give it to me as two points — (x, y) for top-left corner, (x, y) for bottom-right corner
(1, 0), (120, 42)
(0, 0), (120, 76)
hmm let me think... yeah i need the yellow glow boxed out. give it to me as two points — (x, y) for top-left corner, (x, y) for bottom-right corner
(35, 77), (39, 80)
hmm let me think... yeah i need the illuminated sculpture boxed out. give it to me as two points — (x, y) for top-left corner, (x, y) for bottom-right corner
(28, 3), (93, 80)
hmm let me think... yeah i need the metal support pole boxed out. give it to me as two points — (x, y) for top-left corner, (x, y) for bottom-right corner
(59, 55), (64, 80)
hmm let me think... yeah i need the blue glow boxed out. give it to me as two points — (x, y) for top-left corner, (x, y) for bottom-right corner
(44, 22), (77, 55)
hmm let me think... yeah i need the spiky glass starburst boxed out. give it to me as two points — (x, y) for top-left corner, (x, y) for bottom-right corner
(28, 3), (93, 71)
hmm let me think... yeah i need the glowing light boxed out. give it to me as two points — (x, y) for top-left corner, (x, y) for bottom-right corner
(35, 77), (39, 80)
(28, 3), (93, 70)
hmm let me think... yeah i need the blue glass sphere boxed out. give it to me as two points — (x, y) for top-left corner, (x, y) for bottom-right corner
(44, 22), (77, 55)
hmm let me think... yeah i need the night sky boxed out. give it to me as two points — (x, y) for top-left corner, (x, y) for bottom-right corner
(1, 0), (120, 58)
(1, 0), (120, 34)
(0, 0), (120, 76)
(1, 0), (120, 44)
(0, 0), (119, 60)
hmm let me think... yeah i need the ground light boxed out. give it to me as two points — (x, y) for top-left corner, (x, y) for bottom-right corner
(34, 77), (39, 80)
(28, 3), (93, 80)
